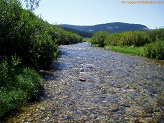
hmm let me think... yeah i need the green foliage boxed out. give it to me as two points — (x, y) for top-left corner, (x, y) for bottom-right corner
(105, 45), (145, 56)
(90, 28), (164, 60)
(149, 28), (164, 41)
(0, 57), (42, 117)
(50, 26), (83, 45)
(0, 55), (21, 88)
(15, 67), (42, 97)
(0, 0), (83, 118)
(90, 31), (109, 47)
(0, 0), (82, 69)
(104, 31), (151, 47)
(84, 38), (91, 42)
(62, 26), (93, 38)
(0, 2), (57, 68)
(0, 90), (27, 117)
(145, 40), (164, 60)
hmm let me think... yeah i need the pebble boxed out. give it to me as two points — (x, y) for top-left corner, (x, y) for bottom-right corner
(89, 114), (95, 119)
(110, 104), (120, 112)
(5, 42), (164, 123)
(80, 68), (84, 72)
(79, 77), (86, 81)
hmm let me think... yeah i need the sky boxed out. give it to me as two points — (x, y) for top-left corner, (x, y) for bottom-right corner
(34, 0), (164, 29)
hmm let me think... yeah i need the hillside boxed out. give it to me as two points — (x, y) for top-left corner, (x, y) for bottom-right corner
(61, 26), (92, 38)
(61, 22), (149, 34)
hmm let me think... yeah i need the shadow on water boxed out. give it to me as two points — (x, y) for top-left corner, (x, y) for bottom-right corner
(0, 60), (63, 122)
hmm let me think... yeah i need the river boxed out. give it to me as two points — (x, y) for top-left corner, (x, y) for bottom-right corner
(7, 42), (164, 122)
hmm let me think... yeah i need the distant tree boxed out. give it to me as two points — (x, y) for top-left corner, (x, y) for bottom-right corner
(91, 31), (108, 47)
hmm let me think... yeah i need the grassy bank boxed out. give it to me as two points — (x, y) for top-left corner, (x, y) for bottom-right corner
(90, 29), (164, 60)
(105, 45), (145, 56)
(0, 57), (42, 118)
(0, 0), (83, 118)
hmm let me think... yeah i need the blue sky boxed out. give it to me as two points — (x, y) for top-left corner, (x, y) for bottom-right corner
(34, 0), (164, 29)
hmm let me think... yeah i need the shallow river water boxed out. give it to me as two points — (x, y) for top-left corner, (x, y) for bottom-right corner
(7, 42), (164, 122)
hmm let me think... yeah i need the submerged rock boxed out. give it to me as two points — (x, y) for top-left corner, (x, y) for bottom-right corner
(6, 42), (164, 123)
(79, 77), (86, 82)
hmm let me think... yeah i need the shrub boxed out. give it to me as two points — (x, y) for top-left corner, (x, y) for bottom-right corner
(0, 1), (57, 68)
(0, 55), (21, 88)
(0, 90), (27, 117)
(90, 31), (108, 47)
(53, 27), (83, 45)
(145, 40), (164, 60)
(0, 56), (42, 118)
(0, 0), (83, 118)
(15, 67), (42, 98)
(149, 28), (164, 41)
(90, 28), (164, 60)
(104, 31), (151, 47)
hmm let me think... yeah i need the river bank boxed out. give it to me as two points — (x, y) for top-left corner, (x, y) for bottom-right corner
(6, 42), (164, 122)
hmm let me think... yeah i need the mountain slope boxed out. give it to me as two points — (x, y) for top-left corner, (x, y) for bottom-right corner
(61, 26), (92, 38)
(61, 22), (149, 34)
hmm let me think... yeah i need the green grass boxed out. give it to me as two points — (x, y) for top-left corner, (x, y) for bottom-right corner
(83, 38), (91, 42)
(0, 90), (27, 117)
(105, 45), (145, 56)
(0, 58), (42, 118)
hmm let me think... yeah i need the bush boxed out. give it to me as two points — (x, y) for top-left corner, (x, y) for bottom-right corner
(53, 27), (83, 45)
(90, 28), (164, 60)
(104, 31), (151, 47)
(0, 55), (21, 88)
(0, 56), (42, 118)
(0, 3), (58, 68)
(0, 90), (27, 117)
(90, 31), (109, 47)
(0, 0), (83, 118)
(0, 0), (82, 69)
(145, 40), (164, 60)
(149, 28), (164, 41)
(15, 67), (42, 98)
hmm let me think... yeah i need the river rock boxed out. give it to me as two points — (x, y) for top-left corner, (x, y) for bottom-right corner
(80, 68), (84, 72)
(79, 77), (86, 82)
(6, 42), (164, 123)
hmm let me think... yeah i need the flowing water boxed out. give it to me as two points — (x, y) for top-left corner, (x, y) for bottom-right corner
(6, 42), (164, 122)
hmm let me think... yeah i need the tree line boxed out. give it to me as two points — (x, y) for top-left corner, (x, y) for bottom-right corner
(90, 28), (164, 60)
(0, 0), (83, 69)
(61, 26), (93, 38)
(0, 0), (82, 118)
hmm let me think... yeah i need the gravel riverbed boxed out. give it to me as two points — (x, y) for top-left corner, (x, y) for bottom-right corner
(7, 42), (164, 123)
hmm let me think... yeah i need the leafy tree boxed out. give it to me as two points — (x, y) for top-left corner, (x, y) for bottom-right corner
(90, 28), (164, 60)
(145, 40), (164, 59)
(0, 0), (84, 118)
(91, 31), (108, 47)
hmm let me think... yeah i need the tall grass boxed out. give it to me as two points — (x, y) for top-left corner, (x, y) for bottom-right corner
(105, 45), (145, 56)
(0, 57), (42, 118)
(90, 29), (164, 60)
